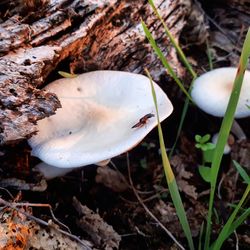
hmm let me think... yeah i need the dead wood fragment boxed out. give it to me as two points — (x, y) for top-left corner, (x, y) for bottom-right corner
(95, 166), (129, 192)
(0, 218), (91, 250)
(154, 199), (206, 238)
(0, 177), (47, 191)
(126, 153), (185, 249)
(0, 0), (206, 144)
(170, 154), (198, 200)
(217, 0), (250, 15)
(231, 139), (250, 171)
(73, 196), (121, 250)
(0, 65), (61, 143)
(206, 1), (250, 67)
(0, 197), (93, 250)
(181, 0), (209, 45)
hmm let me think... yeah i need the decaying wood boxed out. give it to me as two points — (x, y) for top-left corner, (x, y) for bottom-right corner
(73, 196), (121, 249)
(205, 0), (250, 67)
(0, 0), (201, 144)
(0, 197), (93, 249)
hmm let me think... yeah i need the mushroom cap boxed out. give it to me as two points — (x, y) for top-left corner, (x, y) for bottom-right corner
(29, 71), (173, 168)
(191, 67), (250, 118)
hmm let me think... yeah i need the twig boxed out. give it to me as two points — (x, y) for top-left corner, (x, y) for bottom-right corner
(134, 226), (150, 237)
(0, 198), (92, 250)
(119, 188), (168, 205)
(3, 201), (71, 233)
(197, 189), (210, 199)
(0, 187), (14, 199)
(234, 230), (239, 250)
(110, 160), (155, 195)
(126, 153), (185, 250)
(120, 232), (137, 237)
(217, 174), (226, 199)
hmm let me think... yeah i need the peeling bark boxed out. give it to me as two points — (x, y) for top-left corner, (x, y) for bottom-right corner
(0, 0), (195, 144)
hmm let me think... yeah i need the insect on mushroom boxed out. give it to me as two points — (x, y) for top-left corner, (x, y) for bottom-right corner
(132, 113), (155, 129)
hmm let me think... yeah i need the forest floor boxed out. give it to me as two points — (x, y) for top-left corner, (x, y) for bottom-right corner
(0, 1), (250, 250)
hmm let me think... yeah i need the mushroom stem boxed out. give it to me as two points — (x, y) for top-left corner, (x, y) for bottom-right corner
(34, 162), (75, 180)
(96, 159), (110, 167)
(231, 120), (246, 141)
(212, 133), (231, 155)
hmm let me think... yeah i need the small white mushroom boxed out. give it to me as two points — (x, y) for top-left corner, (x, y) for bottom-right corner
(212, 133), (235, 155)
(191, 67), (250, 118)
(191, 67), (250, 140)
(29, 71), (173, 171)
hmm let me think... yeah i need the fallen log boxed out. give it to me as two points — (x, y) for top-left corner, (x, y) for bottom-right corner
(0, 0), (203, 144)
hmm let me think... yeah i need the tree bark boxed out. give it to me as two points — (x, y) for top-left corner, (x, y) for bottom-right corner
(0, 0), (195, 144)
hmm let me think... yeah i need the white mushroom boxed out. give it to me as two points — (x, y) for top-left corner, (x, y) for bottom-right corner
(191, 67), (250, 140)
(34, 160), (110, 180)
(34, 162), (75, 180)
(212, 133), (235, 155)
(29, 71), (173, 170)
(191, 67), (250, 118)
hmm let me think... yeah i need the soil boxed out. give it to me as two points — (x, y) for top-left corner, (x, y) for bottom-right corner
(0, 1), (250, 250)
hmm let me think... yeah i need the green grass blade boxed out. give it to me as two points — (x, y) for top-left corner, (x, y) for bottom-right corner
(212, 184), (250, 249)
(146, 69), (195, 250)
(198, 221), (204, 250)
(233, 160), (250, 184)
(227, 207), (250, 237)
(144, 1), (200, 156)
(58, 71), (77, 78)
(148, 0), (197, 79)
(141, 18), (195, 156)
(204, 28), (250, 249)
(141, 20), (193, 102)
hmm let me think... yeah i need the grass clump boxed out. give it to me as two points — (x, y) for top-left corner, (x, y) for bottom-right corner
(143, 1), (250, 249)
